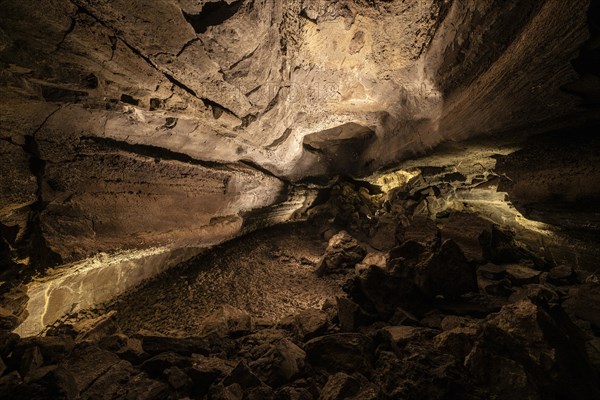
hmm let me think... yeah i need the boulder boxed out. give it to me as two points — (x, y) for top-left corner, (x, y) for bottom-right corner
(414, 239), (477, 298)
(316, 231), (366, 276)
(319, 372), (379, 400)
(505, 264), (541, 285)
(305, 333), (373, 375)
(279, 308), (328, 341)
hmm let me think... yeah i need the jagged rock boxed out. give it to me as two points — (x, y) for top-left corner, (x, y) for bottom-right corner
(222, 361), (264, 390)
(279, 308), (328, 341)
(336, 297), (376, 332)
(189, 354), (235, 397)
(479, 225), (525, 264)
(164, 366), (191, 391)
(433, 326), (478, 361)
(368, 214), (398, 251)
(80, 360), (134, 400)
(465, 299), (600, 399)
(10, 336), (75, 367)
(200, 305), (253, 336)
(508, 284), (560, 304)
(71, 311), (118, 343)
(397, 216), (440, 248)
(563, 283), (600, 329)
(18, 345), (44, 379)
(548, 265), (577, 285)
(99, 334), (147, 365)
(414, 239), (477, 299)
(316, 231), (366, 276)
(505, 264), (541, 285)
(305, 333), (373, 375)
(440, 212), (492, 263)
(477, 263), (507, 280)
(319, 372), (379, 400)
(140, 352), (191, 377)
(379, 326), (437, 355)
(140, 334), (211, 356)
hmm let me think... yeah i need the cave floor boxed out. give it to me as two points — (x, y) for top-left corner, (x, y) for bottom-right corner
(108, 222), (345, 336)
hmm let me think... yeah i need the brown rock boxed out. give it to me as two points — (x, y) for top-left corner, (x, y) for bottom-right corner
(305, 333), (373, 375)
(316, 231), (366, 276)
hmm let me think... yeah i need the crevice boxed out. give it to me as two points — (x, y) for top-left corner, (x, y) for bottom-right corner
(201, 97), (239, 120)
(239, 159), (289, 184)
(266, 128), (293, 149)
(20, 107), (64, 270)
(182, 0), (244, 34)
(81, 136), (227, 169)
(176, 37), (201, 57)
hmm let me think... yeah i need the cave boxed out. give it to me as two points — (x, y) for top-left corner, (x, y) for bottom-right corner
(1, 0), (599, 399)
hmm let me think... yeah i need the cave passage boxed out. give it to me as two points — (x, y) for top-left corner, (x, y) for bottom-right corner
(1, 0), (600, 399)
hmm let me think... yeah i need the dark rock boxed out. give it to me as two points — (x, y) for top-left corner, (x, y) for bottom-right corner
(0, 331), (19, 357)
(99, 334), (147, 364)
(414, 239), (477, 298)
(140, 334), (210, 356)
(441, 212), (492, 263)
(60, 345), (122, 394)
(336, 297), (376, 332)
(479, 225), (525, 264)
(508, 284), (560, 304)
(188, 354), (235, 397)
(397, 216), (440, 248)
(505, 263), (541, 285)
(164, 366), (191, 391)
(320, 373), (360, 400)
(316, 231), (366, 276)
(466, 299), (600, 399)
(18, 345), (44, 379)
(379, 326), (437, 355)
(305, 333), (373, 375)
(433, 326), (478, 361)
(80, 360), (133, 400)
(222, 361), (264, 390)
(563, 283), (600, 329)
(477, 263), (507, 280)
(368, 214), (398, 251)
(10, 335), (75, 367)
(140, 352), (191, 377)
(279, 308), (328, 341)
(548, 265), (577, 285)
(248, 338), (306, 387)
(121, 372), (171, 400)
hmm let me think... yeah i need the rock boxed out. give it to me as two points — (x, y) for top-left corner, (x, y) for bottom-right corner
(548, 265), (576, 285)
(18, 345), (44, 379)
(316, 231), (366, 276)
(269, 338), (305, 385)
(319, 372), (379, 400)
(99, 334), (147, 364)
(80, 360), (133, 400)
(379, 326), (437, 355)
(465, 300), (600, 399)
(140, 334), (210, 356)
(414, 239), (477, 298)
(355, 251), (388, 274)
(164, 366), (191, 391)
(279, 308), (328, 341)
(505, 264), (541, 285)
(440, 315), (479, 331)
(0, 286), (28, 331)
(71, 311), (118, 343)
(140, 352), (192, 377)
(121, 372), (171, 400)
(59, 345), (123, 395)
(0, 357), (5, 376)
(478, 276), (513, 297)
(508, 284), (559, 304)
(563, 283), (600, 329)
(440, 212), (492, 263)
(368, 214), (398, 251)
(222, 361), (264, 390)
(477, 263), (507, 280)
(10, 335), (75, 367)
(397, 216), (440, 248)
(336, 297), (376, 332)
(188, 354), (235, 398)
(479, 225), (525, 264)
(305, 333), (373, 375)
(433, 327), (478, 361)
(200, 305), (253, 336)
(0, 307), (19, 331)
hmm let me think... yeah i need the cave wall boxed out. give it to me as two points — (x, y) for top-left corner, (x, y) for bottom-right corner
(1, 0), (598, 278)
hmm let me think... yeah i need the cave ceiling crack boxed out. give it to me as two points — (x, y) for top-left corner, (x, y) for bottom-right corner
(68, 1), (243, 120)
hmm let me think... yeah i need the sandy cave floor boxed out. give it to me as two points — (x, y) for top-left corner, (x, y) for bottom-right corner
(107, 222), (346, 336)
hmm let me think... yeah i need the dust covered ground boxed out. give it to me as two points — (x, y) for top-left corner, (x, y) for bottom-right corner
(109, 222), (345, 336)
